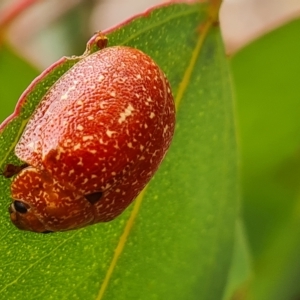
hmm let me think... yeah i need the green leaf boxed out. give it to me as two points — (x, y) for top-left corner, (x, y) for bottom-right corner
(0, 45), (39, 123)
(231, 17), (300, 300)
(0, 2), (238, 299)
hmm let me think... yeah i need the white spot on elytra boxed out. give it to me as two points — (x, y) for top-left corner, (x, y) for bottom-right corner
(26, 141), (37, 152)
(60, 86), (75, 100)
(77, 124), (84, 131)
(110, 91), (116, 97)
(63, 139), (72, 147)
(106, 130), (115, 138)
(87, 116), (94, 120)
(118, 104), (134, 124)
(73, 143), (81, 151)
(104, 183), (111, 190)
(98, 74), (105, 82)
(149, 112), (155, 119)
(127, 142), (133, 148)
(61, 94), (68, 100)
(82, 135), (94, 141)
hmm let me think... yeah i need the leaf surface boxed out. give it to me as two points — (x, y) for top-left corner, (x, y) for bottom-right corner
(0, 2), (238, 299)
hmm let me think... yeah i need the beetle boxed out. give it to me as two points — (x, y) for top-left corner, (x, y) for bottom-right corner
(5, 34), (175, 233)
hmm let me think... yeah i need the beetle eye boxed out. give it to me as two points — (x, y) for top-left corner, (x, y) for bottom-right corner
(85, 192), (103, 204)
(13, 201), (29, 214)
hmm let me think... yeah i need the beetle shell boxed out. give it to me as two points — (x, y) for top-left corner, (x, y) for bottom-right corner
(9, 46), (175, 232)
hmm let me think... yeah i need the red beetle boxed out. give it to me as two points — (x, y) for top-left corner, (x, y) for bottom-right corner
(6, 36), (175, 233)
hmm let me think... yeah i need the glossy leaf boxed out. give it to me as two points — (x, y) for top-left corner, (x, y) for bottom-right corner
(0, 2), (238, 299)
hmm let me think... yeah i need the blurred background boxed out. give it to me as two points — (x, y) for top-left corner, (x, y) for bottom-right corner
(0, 0), (300, 68)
